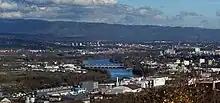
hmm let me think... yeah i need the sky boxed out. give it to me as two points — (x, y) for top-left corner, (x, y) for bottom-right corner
(0, 0), (220, 28)
(120, 0), (219, 18)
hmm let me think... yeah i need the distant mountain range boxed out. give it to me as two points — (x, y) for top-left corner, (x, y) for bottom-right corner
(0, 19), (220, 42)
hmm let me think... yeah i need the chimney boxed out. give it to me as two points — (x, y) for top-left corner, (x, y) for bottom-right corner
(116, 77), (119, 86)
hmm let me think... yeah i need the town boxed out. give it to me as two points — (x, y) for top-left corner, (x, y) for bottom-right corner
(1, 0), (220, 102)
(0, 41), (220, 103)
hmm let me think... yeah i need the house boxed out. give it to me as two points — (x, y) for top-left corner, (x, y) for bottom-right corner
(1, 98), (11, 103)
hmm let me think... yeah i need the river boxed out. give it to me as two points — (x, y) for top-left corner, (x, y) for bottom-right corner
(83, 59), (133, 79)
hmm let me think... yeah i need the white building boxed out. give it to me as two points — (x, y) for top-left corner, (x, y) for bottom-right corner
(176, 59), (181, 64)
(199, 59), (205, 64)
(164, 49), (176, 55)
(45, 65), (59, 72)
(195, 47), (201, 53)
(183, 60), (190, 66)
(61, 64), (86, 73)
(104, 85), (142, 95)
(138, 77), (166, 88)
(210, 68), (220, 72)
(208, 60), (214, 65)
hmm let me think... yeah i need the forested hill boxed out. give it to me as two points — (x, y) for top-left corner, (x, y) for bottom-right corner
(0, 19), (220, 42)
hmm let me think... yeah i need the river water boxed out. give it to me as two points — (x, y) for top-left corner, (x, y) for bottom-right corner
(83, 59), (133, 79)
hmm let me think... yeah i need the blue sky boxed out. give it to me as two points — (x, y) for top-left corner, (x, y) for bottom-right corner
(119, 0), (219, 18)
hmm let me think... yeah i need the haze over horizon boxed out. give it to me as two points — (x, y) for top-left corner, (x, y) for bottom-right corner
(0, 0), (220, 28)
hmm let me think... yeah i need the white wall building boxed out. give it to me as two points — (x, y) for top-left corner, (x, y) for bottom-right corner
(104, 85), (142, 95)
(200, 59), (206, 64)
(195, 48), (200, 53)
(183, 60), (190, 66)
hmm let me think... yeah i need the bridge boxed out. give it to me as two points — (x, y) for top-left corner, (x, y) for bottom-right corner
(84, 63), (124, 68)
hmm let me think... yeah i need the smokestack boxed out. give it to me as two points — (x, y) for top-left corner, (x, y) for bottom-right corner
(116, 77), (119, 86)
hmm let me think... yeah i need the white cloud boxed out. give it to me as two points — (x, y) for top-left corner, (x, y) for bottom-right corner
(153, 15), (167, 20)
(26, 0), (118, 5)
(0, 11), (23, 18)
(0, 1), (18, 9)
(0, 0), (216, 28)
(71, 0), (118, 5)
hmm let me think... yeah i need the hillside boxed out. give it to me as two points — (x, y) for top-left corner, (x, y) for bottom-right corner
(0, 19), (220, 42)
